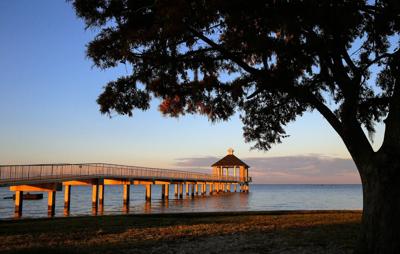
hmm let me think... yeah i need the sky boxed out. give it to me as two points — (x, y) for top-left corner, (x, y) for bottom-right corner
(0, 1), (386, 184)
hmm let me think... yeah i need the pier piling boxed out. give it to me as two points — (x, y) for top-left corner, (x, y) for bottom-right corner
(145, 184), (151, 201)
(92, 184), (99, 214)
(99, 184), (104, 207)
(123, 184), (130, 205)
(161, 184), (166, 199)
(179, 183), (183, 199)
(14, 191), (23, 217)
(165, 184), (169, 199)
(64, 185), (71, 212)
(48, 191), (56, 217)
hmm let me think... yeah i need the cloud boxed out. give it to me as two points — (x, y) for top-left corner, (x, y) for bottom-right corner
(174, 154), (360, 184)
(175, 156), (218, 168)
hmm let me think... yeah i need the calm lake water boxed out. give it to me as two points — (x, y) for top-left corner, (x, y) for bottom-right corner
(0, 184), (362, 219)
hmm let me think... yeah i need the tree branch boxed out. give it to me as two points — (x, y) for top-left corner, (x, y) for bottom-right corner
(341, 45), (361, 81)
(362, 50), (400, 72)
(187, 26), (263, 77)
(246, 87), (264, 99)
(359, 97), (390, 109)
(290, 87), (345, 138)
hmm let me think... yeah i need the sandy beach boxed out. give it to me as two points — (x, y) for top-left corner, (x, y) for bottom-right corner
(0, 210), (361, 254)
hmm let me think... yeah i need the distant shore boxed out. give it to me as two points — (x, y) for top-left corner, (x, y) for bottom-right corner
(0, 210), (361, 253)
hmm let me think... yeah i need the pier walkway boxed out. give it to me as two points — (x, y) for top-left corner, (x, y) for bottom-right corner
(0, 163), (251, 217)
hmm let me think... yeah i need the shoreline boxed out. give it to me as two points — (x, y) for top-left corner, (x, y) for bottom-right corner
(0, 210), (361, 253)
(0, 209), (362, 222)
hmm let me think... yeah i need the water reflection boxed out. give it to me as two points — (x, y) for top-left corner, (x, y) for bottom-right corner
(99, 204), (104, 215)
(122, 204), (129, 214)
(144, 201), (151, 213)
(0, 185), (362, 219)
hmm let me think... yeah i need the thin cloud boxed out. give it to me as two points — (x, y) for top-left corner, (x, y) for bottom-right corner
(175, 156), (219, 168)
(174, 154), (360, 184)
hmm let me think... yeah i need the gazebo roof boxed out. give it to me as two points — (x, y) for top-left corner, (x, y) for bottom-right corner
(211, 148), (249, 168)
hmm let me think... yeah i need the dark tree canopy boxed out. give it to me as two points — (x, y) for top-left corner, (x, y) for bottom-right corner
(71, 1), (400, 253)
(72, 0), (399, 152)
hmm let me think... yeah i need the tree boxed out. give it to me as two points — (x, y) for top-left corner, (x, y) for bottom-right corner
(71, 1), (400, 253)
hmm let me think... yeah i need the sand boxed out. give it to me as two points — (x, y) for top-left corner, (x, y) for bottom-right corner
(0, 210), (361, 254)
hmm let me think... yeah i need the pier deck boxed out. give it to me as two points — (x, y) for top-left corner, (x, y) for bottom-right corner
(0, 163), (250, 217)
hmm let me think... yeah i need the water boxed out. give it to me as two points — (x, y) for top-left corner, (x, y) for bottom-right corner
(0, 184), (362, 219)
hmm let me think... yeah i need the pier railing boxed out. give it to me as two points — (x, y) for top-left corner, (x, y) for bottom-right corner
(0, 163), (243, 186)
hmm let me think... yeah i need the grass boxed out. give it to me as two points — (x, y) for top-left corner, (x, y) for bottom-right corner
(0, 210), (361, 254)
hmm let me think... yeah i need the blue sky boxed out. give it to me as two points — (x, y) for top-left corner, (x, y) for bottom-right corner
(0, 1), (385, 183)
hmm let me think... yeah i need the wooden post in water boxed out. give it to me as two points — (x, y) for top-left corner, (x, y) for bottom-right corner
(48, 191), (56, 217)
(99, 184), (104, 209)
(209, 183), (213, 194)
(179, 183), (183, 199)
(195, 184), (198, 195)
(99, 184), (104, 206)
(165, 184), (169, 199)
(185, 183), (189, 196)
(123, 184), (130, 206)
(174, 184), (178, 197)
(92, 183), (99, 214)
(64, 185), (71, 213)
(161, 184), (166, 199)
(145, 184), (152, 201)
(14, 191), (23, 217)
(191, 184), (195, 197)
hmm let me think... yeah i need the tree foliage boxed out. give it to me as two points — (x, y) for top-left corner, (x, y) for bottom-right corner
(71, 0), (400, 152)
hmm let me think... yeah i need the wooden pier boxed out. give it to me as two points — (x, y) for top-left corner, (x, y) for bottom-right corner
(0, 151), (251, 217)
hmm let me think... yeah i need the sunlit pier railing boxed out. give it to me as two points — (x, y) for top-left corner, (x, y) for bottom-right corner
(0, 163), (242, 186)
(1, 163), (251, 217)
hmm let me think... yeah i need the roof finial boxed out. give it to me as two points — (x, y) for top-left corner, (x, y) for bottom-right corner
(227, 148), (234, 155)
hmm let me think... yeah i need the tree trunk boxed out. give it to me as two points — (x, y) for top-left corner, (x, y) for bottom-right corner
(355, 154), (400, 254)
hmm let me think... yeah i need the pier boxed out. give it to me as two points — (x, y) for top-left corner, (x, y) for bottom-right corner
(0, 149), (251, 217)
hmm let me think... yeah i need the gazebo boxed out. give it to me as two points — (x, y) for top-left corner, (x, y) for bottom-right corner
(211, 148), (250, 192)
